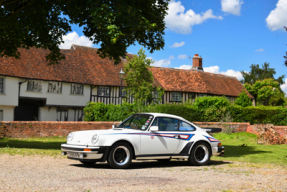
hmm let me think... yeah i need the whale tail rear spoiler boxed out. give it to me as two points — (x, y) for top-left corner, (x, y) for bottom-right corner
(202, 128), (222, 133)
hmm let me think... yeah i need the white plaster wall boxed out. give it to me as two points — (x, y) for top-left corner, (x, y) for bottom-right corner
(19, 81), (90, 107)
(38, 107), (57, 121)
(0, 105), (15, 121)
(0, 76), (19, 106)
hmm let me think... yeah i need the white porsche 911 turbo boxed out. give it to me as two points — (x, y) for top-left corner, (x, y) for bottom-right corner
(61, 113), (224, 169)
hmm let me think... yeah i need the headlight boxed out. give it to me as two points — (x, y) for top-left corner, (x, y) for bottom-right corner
(67, 133), (74, 142)
(91, 134), (99, 144)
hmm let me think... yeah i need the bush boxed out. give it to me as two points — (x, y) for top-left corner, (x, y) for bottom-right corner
(235, 90), (252, 107)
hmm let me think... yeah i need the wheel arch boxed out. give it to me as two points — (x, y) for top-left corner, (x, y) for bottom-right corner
(189, 140), (212, 155)
(110, 140), (136, 159)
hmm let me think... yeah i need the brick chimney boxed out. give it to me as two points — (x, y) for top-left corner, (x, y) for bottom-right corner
(191, 54), (204, 71)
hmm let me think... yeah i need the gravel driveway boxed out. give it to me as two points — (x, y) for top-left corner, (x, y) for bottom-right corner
(0, 154), (286, 192)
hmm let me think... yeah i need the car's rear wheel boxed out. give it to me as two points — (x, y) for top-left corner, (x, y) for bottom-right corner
(107, 142), (132, 169)
(79, 161), (96, 166)
(188, 142), (211, 166)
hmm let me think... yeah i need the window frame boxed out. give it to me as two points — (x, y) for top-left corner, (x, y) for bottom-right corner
(98, 86), (110, 97)
(119, 87), (126, 97)
(171, 92), (182, 102)
(70, 83), (84, 95)
(27, 80), (42, 92)
(47, 81), (62, 94)
(0, 77), (4, 94)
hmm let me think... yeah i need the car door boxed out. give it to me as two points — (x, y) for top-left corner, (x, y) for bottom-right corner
(140, 117), (180, 155)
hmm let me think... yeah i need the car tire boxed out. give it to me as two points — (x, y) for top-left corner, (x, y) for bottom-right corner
(188, 142), (211, 166)
(157, 159), (171, 163)
(107, 142), (132, 169)
(79, 161), (96, 166)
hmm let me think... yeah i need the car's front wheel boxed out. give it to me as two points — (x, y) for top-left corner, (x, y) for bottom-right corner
(188, 142), (211, 166)
(107, 142), (132, 169)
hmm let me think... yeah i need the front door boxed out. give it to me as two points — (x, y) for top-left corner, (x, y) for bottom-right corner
(140, 117), (180, 155)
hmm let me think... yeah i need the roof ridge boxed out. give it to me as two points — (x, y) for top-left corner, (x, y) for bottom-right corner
(71, 44), (99, 50)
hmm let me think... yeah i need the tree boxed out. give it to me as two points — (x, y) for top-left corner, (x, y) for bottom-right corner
(124, 48), (164, 106)
(240, 62), (285, 85)
(0, 0), (169, 64)
(234, 90), (252, 107)
(244, 79), (285, 106)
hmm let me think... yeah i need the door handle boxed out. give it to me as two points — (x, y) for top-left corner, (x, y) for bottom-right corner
(174, 135), (179, 139)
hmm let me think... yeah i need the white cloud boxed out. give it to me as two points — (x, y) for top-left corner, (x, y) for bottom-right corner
(59, 31), (93, 49)
(256, 48), (265, 52)
(169, 55), (175, 59)
(175, 65), (244, 80)
(221, 0), (243, 16)
(175, 65), (192, 70)
(165, 1), (223, 34)
(178, 54), (187, 59)
(170, 41), (185, 48)
(280, 78), (287, 94)
(152, 59), (171, 67)
(266, 0), (287, 31)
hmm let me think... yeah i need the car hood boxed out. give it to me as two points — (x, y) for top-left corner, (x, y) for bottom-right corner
(67, 129), (131, 145)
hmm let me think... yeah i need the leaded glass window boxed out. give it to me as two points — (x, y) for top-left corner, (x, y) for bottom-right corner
(119, 87), (126, 97)
(98, 86), (109, 97)
(172, 92), (182, 101)
(47, 81), (62, 93)
(27, 80), (42, 92)
(71, 84), (83, 95)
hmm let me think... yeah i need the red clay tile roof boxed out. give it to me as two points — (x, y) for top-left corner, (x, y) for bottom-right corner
(0, 45), (127, 86)
(0, 45), (253, 98)
(151, 67), (254, 98)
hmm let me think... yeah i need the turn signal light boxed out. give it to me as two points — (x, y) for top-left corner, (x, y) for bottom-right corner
(84, 149), (91, 151)
(218, 143), (222, 147)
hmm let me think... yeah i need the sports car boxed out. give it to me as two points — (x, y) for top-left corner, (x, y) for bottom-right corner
(61, 113), (224, 169)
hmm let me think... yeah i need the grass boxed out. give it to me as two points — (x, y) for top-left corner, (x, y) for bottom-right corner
(0, 132), (286, 167)
(0, 136), (66, 156)
(212, 132), (287, 167)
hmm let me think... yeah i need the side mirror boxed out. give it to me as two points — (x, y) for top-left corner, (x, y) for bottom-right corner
(150, 126), (159, 132)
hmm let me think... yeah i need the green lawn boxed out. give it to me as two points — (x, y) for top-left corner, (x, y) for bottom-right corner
(0, 133), (286, 167)
(0, 136), (66, 156)
(212, 132), (287, 167)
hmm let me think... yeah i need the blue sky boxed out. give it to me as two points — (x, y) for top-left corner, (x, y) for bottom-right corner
(59, 0), (287, 93)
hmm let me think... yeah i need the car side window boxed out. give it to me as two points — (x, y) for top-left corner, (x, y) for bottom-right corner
(158, 117), (178, 131)
(151, 118), (158, 126)
(179, 121), (196, 131)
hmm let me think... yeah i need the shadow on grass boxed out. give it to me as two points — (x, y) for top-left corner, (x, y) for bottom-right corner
(70, 159), (231, 170)
(0, 138), (63, 150)
(222, 145), (271, 158)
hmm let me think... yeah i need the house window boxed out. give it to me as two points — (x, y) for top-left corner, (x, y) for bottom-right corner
(71, 84), (83, 95)
(172, 92), (182, 101)
(27, 80), (42, 92)
(0, 110), (3, 121)
(197, 93), (207, 97)
(57, 109), (68, 121)
(47, 81), (62, 93)
(119, 87), (126, 97)
(74, 109), (84, 121)
(98, 86), (110, 97)
(153, 90), (159, 99)
(188, 93), (195, 100)
(0, 77), (4, 94)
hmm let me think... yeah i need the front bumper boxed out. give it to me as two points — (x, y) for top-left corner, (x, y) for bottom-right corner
(212, 146), (225, 156)
(61, 144), (110, 162)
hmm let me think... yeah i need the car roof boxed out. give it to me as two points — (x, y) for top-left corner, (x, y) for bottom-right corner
(135, 113), (186, 120)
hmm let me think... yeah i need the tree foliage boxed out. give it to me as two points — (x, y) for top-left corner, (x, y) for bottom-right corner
(244, 79), (285, 106)
(0, 0), (169, 64)
(235, 90), (252, 107)
(124, 48), (164, 105)
(285, 26), (287, 67)
(240, 62), (285, 85)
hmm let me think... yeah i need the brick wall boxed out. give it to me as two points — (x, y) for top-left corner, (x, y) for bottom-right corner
(0, 121), (286, 138)
(0, 121), (120, 138)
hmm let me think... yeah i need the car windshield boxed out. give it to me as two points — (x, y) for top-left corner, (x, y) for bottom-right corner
(117, 114), (154, 130)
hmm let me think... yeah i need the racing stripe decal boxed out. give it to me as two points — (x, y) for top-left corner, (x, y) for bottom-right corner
(105, 133), (194, 141)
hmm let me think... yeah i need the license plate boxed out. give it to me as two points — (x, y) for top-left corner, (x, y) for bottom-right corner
(67, 152), (79, 158)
